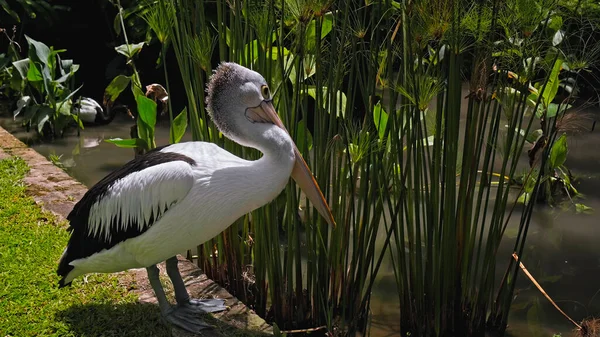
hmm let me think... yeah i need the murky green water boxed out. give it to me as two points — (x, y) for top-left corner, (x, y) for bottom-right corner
(1, 103), (598, 336)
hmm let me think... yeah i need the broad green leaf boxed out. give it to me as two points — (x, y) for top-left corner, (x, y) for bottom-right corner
(41, 66), (53, 104)
(57, 99), (72, 116)
(132, 84), (145, 99)
(549, 133), (568, 169)
(295, 119), (313, 153)
(541, 59), (562, 107)
(136, 118), (151, 149)
(26, 59), (43, 82)
(373, 102), (388, 140)
(547, 15), (563, 32)
(115, 42), (145, 59)
(55, 72), (72, 83)
(35, 106), (54, 134)
(12, 58), (29, 78)
(170, 108), (188, 144)
(25, 35), (51, 67)
(135, 93), (157, 129)
(542, 103), (571, 118)
(104, 75), (131, 104)
(105, 138), (148, 148)
(305, 12), (333, 51)
(526, 129), (543, 143)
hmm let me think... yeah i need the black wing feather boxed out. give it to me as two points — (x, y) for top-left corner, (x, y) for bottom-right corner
(57, 146), (195, 286)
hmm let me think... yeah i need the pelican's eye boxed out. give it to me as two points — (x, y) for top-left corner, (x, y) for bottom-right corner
(260, 85), (270, 99)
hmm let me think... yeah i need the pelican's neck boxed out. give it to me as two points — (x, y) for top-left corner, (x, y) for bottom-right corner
(229, 124), (296, 212)
(233, 123), (295, 166)
(257, 125), (294, 162)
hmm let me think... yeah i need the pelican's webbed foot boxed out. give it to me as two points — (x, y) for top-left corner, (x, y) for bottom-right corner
(146, 263), (227, 333)
(163, 306), (216, 333)
(180, 298), (228, 313)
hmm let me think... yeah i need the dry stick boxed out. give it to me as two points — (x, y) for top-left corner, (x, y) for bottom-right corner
(512, 253), (582, 330)
(280, 326), (327, 334)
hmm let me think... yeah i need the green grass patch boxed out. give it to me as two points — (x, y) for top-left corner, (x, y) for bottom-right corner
(0, 156), (170, 337)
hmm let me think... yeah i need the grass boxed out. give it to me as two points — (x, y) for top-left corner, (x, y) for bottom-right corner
(0, 156), (170, 337)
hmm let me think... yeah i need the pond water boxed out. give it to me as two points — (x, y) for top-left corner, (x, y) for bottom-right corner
(1, 103), (598, 337)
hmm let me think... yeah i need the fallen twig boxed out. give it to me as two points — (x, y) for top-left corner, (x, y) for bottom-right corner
(512, 252), (582, 330)
(280, 325), (328, 334)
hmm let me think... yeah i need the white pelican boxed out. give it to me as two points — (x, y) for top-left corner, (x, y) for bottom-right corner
(57, 62), (335, 332)
(74, 97), (122, 125)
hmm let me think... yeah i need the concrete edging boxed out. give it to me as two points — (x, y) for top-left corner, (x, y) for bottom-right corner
(0, 126), (272, 337)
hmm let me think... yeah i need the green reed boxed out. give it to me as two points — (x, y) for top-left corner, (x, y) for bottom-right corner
(149, 0), (577, 335)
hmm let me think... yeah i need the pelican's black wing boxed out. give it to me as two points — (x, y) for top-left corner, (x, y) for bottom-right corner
(57, 146), (196, 287)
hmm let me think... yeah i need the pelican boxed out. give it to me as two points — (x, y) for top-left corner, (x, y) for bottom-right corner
(74, 97), (122, 125)
(57, 62), (335, 333)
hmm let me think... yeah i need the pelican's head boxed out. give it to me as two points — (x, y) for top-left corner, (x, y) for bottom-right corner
(206, 62), (335, 227)
(206, 62), (273, 145)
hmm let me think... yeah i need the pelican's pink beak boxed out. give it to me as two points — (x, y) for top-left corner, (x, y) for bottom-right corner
(247, 101), (336, 227)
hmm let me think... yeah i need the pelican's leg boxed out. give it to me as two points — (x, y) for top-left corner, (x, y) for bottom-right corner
(165, 256), (227, 313)
(146, 264), (214, 333)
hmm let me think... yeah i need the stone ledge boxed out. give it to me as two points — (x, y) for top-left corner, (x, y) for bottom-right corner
(0, 126), (272, 337)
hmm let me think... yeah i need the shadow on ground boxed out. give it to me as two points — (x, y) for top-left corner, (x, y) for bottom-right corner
(57, 302), (171, 337)
(57, 302), (273, 337)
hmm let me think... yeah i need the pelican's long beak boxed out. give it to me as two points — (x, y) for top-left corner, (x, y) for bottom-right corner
(248, 101), (336, 227)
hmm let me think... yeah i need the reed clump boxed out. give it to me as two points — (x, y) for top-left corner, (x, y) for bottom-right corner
(576, 318), (600, 337)
(132, 0), (600, 335)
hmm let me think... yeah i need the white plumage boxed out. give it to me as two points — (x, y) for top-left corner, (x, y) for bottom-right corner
(74, 97), (122, 125)
(57, 62), (335, 333)
(87, 160), (193, 240)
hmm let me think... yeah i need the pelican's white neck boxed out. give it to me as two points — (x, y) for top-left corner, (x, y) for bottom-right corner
(215, 123), (295, 215)
(232, 122), (295, 166)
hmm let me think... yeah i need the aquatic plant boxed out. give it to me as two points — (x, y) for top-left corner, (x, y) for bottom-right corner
(492, 0), (599, 210)
(105, 0), (187, 154)
(147, 0), (596, 335)
(10, 35), (83, 137)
